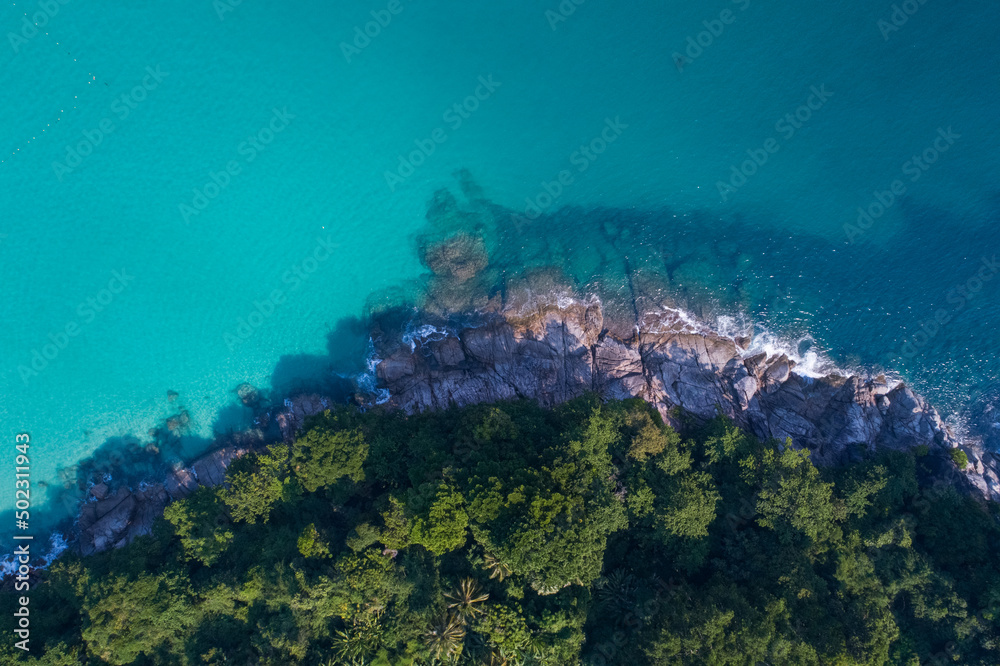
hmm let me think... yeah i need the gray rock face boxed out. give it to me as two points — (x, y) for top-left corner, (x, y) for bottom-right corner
(75, 446), (250, 556)
(73, 290), (997, 557)
(373, 293), (999, 503)
(73, 392), (333, 556)
(275, 393), (333, 441)
(77, 485), (165, 556)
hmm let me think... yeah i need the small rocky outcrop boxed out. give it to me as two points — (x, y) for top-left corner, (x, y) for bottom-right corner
(77, 484), (169, 556)
(73, 392), (334, 556)
(165, 409), (191, 434)
(75, 446), (249, 556)
(236, 383), (260, 407)
(274, 393), (333, 441)
(422, 232), (488, 283)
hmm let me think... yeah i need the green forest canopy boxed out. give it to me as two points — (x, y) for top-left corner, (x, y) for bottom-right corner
(5, 396), (1000, 665)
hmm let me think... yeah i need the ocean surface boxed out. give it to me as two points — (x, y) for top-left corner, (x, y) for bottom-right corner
(2, 0), (999, 544)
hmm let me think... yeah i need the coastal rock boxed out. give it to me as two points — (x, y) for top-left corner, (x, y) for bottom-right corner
(236, 383), (260, 406)
(166, 409), (191, 433)
(594, 337), (645, 401)
(78, 485), (169, 556)
(191, 446), (247, 488)
(73, 291), (1000, 558)
(275, 393), (333, 441)
(422, 232), (488, 283)
(165, 468), (199, 500)
(762, 356), (792, 393)
(75, 446), (251, 556)
(89, 482), (108, 500)
(371, 292), (1000, 504)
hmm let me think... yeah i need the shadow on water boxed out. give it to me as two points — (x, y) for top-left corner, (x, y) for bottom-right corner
(6, 171), (1000, 553)
(212, 403), (255, 438)
(0, 320), (374, 550)
(3, 311), (390, 547)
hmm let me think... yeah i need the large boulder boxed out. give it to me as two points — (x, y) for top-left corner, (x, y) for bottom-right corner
(76, 445), (251, 556)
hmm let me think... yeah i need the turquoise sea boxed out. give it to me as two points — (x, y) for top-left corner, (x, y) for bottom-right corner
(2, 0), (999, 544)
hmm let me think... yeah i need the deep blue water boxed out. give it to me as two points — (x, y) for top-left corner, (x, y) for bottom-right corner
(1, 0), (999, 544)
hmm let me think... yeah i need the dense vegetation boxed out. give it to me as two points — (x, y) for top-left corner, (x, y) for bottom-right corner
(5, 396), (1000, 665)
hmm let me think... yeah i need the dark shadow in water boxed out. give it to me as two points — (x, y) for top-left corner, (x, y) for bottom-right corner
(6, 171), (999, 552)
(325, 316), (372, 374)
(212, 403), (255, 437)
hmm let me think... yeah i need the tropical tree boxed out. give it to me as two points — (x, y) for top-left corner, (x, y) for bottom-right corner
(445, 578), (489, 623)
(81, 573), (197, 664)
(410, 482), (470, 555)
(220, 444), (291, 523)
(292, 409), (368, 492)
(483, 552), (512, 582)
(163, 486), (233, 566)
(424, 613), (466, 663)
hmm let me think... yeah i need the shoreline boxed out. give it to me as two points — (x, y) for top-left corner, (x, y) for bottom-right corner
(26, 284), (994, 567)
(6, 175), (1000, 570)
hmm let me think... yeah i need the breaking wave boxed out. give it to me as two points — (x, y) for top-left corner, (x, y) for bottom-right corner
(0, 532), (69, 578)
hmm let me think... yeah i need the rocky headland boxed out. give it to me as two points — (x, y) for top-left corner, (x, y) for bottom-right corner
(372, 284), (1000, 504)
(71, 285), (1000, 557)
(64, 179), (1000, 556)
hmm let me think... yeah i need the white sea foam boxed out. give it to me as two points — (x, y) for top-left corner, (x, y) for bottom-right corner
(0, 532), (70, 579)
(740, 326), (841, 379)
(503, 289), (597, 320)
(367, 290), (912, 417)
(402, 323), (451, 351)
(556, 292), (581, 309)
(342, 337), (392, 405)
(943, 383), (1000, 448)
(709, 310), (909, 386)
(945, 411), (974, 446)
(534, 291), (904, 387)
(644, 305), (717, 336)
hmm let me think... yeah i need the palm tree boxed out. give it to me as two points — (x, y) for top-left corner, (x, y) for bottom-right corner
(444, 578), (489, 623)
(479, 648), (520, 665)
(331, 628), (376, 662)
(596, 569), (637, 612)
(483, 552), (512, 582)
(424, 613), (466, 663)
(331, 609), (383, 663)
